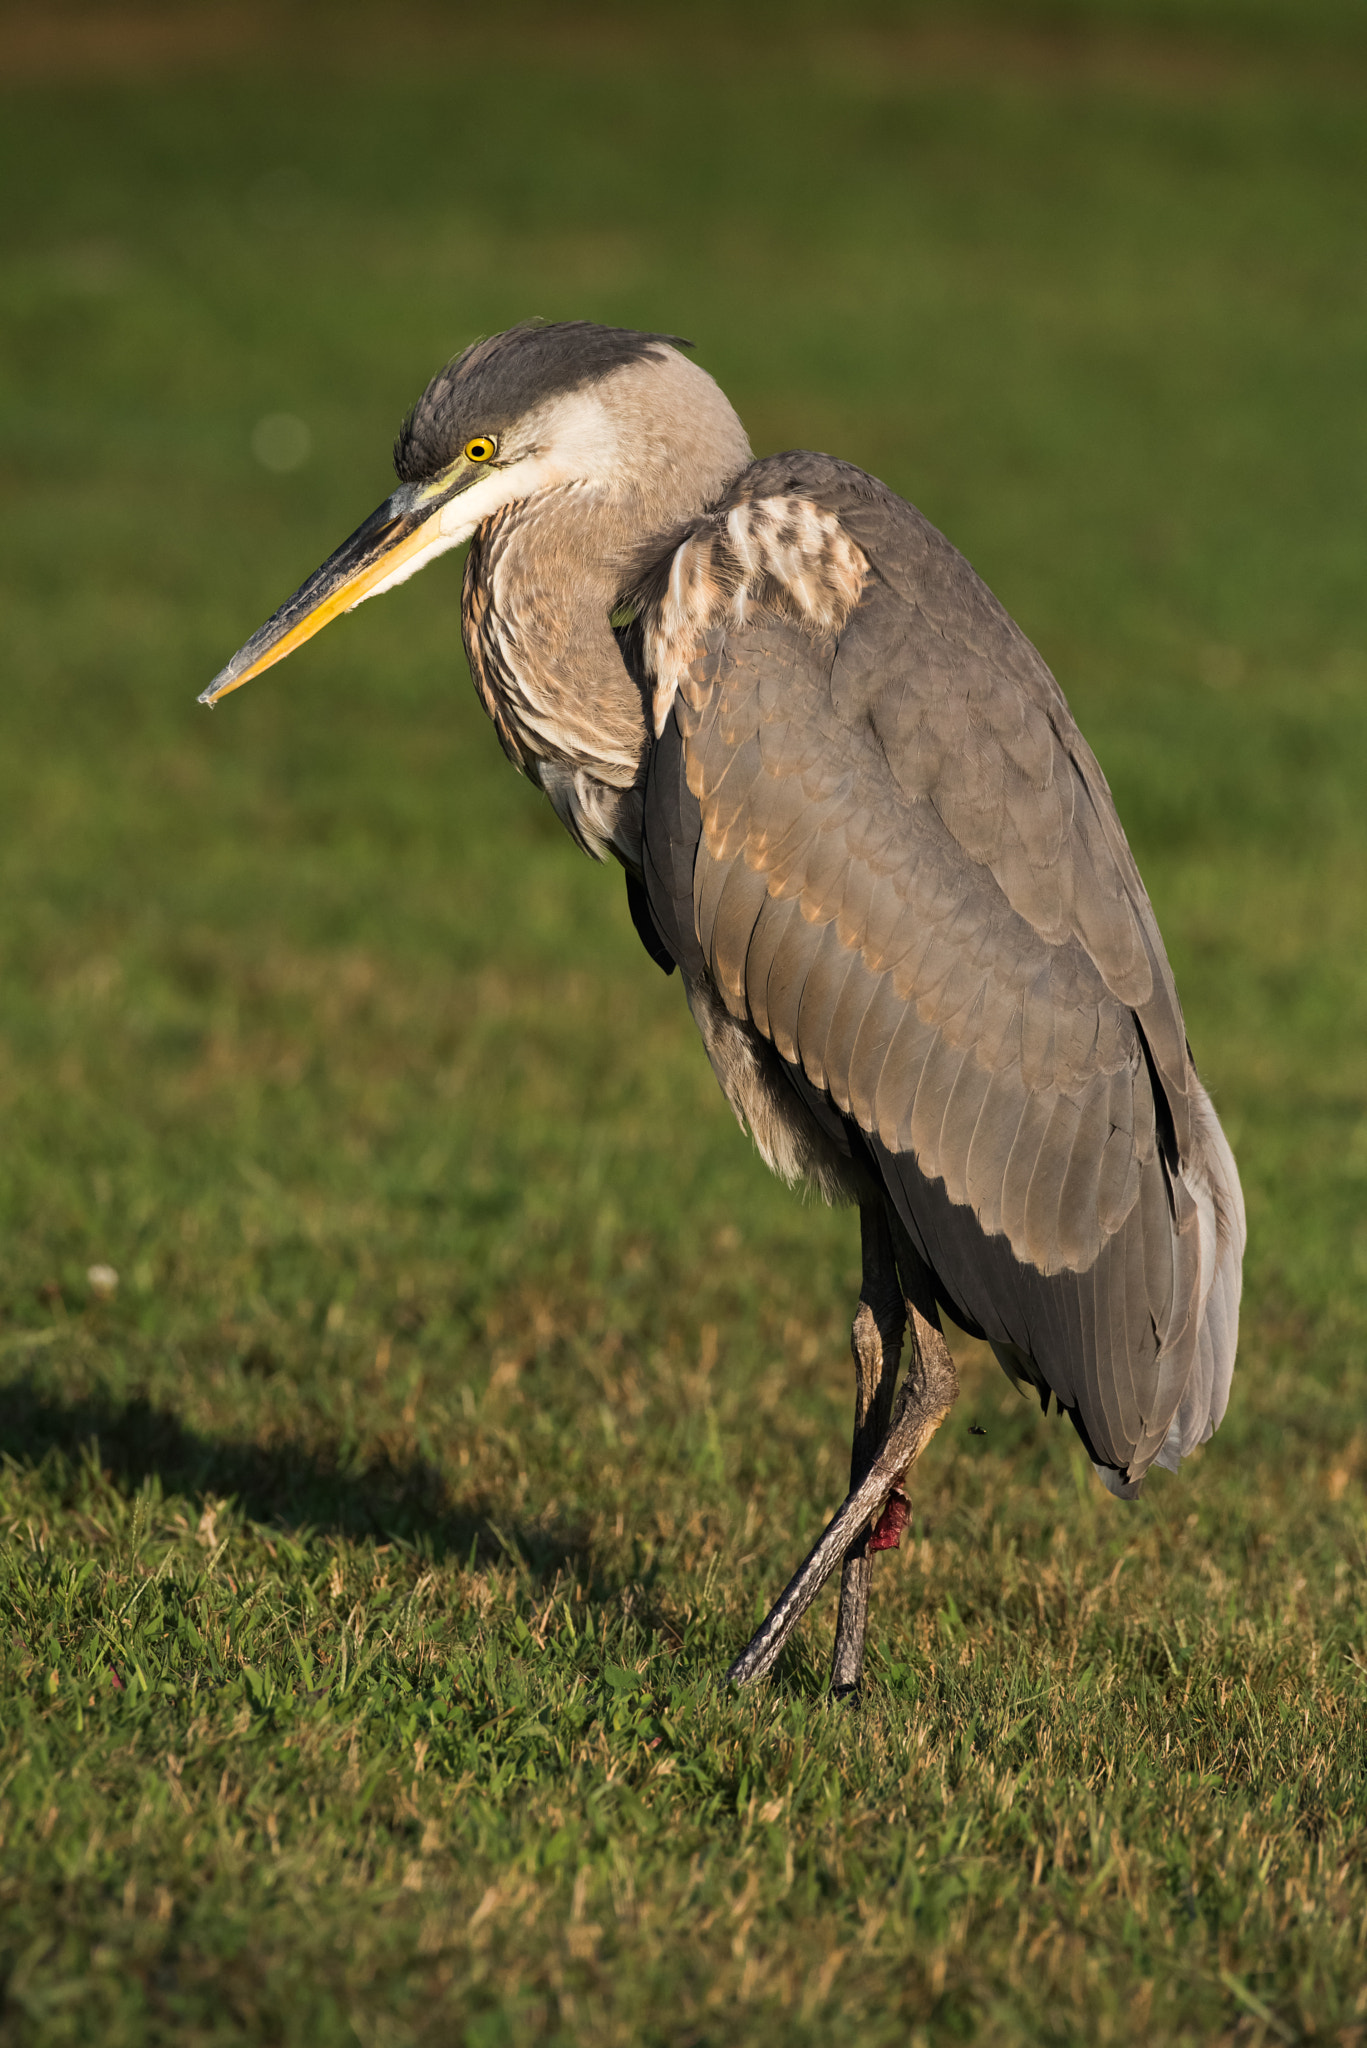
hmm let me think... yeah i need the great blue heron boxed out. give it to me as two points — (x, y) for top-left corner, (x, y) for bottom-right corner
(204, 322), (1245, 1693)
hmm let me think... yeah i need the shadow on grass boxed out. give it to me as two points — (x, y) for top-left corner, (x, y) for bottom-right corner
(0, 1372), (596, 1580)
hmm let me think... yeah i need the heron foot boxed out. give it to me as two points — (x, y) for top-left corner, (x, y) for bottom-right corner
(726, 1316), (958, 1689)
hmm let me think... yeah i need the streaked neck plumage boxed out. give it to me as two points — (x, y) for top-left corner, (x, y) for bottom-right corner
(459, 348), (752, 864)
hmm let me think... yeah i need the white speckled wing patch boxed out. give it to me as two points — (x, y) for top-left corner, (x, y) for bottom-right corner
(647, 495), (867, 737)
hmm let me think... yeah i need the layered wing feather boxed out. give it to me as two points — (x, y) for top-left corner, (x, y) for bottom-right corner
(637, 453), (1243, 1482)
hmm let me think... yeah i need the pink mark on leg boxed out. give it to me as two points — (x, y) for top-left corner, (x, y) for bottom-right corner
(869, 1488), (910, 1552)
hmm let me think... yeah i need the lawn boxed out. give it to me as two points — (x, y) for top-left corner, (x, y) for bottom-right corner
(1, 4), (1366, 2042)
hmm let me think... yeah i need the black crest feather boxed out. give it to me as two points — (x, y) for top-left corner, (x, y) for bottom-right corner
(393, 321), (692, 484)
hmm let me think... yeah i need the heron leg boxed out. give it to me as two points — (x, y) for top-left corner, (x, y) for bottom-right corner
(829, 1204), (906, 1698)
(727, 1295), (958, 1689)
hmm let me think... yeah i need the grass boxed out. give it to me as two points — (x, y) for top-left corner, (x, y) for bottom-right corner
(1, 5), (1366, 2041)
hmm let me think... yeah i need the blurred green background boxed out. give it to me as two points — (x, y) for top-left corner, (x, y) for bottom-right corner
(2, 3), (1366, 2043)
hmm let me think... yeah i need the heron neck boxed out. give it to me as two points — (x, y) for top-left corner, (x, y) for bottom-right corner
(462, 484), (664, 861)
(469, 489), (649, 767)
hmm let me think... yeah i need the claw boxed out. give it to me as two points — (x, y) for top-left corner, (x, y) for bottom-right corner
(869, 1488), (909, 1552)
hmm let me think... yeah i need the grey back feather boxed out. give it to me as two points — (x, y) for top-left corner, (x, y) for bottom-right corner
(636, 452), (1244, 1484)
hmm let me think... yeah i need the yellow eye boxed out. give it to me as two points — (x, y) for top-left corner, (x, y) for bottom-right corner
(464, 436), (496, 463)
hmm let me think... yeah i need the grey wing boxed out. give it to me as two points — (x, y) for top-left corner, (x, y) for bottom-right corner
(640, 458), (1243, 1483)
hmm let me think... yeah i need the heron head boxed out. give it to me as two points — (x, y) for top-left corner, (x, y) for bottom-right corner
(200, 320), (751, 706)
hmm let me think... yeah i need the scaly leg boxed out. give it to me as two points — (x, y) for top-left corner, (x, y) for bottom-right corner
(829, 1205), (906, 1697)
(727, 1299), (958, 1689)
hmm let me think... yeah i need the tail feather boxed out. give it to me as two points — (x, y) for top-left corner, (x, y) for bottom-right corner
(1097, 1076), (1244, 1495)
(1172, 1078), (1244, 1458)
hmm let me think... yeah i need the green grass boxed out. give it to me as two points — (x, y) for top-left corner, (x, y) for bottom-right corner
(2, 6), (1366, 2042)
